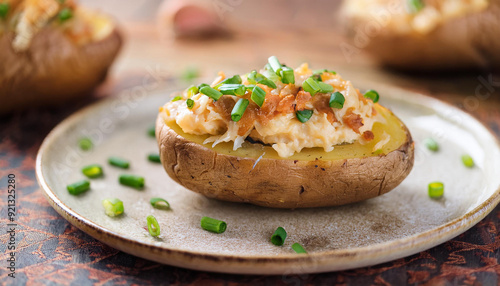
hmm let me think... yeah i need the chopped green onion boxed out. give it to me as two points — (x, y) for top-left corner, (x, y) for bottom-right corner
(423, 138), (439, 152)
(428, 182), (444, 199)
(461, 154), (475, 168)
(148, 125), (156, 137)
(296, 110), (314, 123)
(58, 7), (73, 22)
(231, 98), (249, 122)
(67, 180), (90, 195)
(182, 66), (199, 82)
(79, 137), (93, 151)
(251, 86), (266, 107)
(82, 164), (103, 178)
(258, 78), (277, 89)
(247, 70), (265, 84)
(219, 75), (242, 85)
(171, 95), (182, 102)
(291, 243), (307, 254)
(280, 67), (295, 84)
(0, 3), (10, 19)
(219, 84), (246, 96)
(147, 215), (161, 237)
(186, 85), (199, 97)
(102, 198), (124, 217)
(148, 153), (161, 163)
(271, 227), (287, 246)
(329, 92), (345, 109)
(407, 0), (424, 14)
(119, 174), (145, 189)
(200, 86), (222, 101)
(364, 89), (380, 103)
(313, 69), (336, 75)
(186, 98), (195, 109)
(268, 56), (282, 75)
(302, 77), (321, 96)
(318, 82), (333, 93)
(312, 74), (322, 82)
(108, 157), (130, 169)
(150, 197), (170, 210)
(198, 83), (210, 90)
(201, 216), (227, 233)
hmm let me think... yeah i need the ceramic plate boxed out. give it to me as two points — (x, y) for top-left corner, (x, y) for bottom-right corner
(36, 81), (500, 274)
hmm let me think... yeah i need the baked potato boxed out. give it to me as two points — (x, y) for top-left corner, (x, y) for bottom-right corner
(0, 0), (122, 114)
(340, 0), (500, 71)
(156, 57), (414, 208)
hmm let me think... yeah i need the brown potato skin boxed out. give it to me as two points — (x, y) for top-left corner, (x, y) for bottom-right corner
(156, 115), (414, 209)
(341, 0), (500, 71)
(0, 25), (122, 114)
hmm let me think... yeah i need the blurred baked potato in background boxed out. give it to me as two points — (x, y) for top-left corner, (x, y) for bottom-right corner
(0, 0), (122, 114)
(341, 0), (500, 71)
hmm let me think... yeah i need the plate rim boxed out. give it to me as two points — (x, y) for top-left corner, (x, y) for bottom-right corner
(36, 82), (500, 274)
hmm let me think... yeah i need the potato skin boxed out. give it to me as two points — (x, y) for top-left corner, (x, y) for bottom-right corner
(156, 115), (414, 209)
(0, 26), (122, 114)
(341, 0), (500, 71)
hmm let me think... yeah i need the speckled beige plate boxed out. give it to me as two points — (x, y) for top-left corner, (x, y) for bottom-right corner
(36, 81), (500, 275)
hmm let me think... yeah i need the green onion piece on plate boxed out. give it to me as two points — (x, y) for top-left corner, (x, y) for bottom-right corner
(271, 227), (287, 246)
(329, 92), (345, 109)
(268, 56), (282, 76)
(102, 198), (124, 217)
(147, 125), (156, 137)
(219, 84), (246, 96)
(407, 0), (424, 13)
(423, 138), (439, 152)
(364, 89), (380, 103)
(428, 182), (444, 199)
(201, 216), (227, 233)
(258, 78), (277, 89)
(119, 174), (145, 189)
(461, 154), (475, 168)
(280, 67), (295, 84)
(199, 86), (222, 101)
(220, 75), (242, 85)
(82, 164), (103, 178)
(79, 137), (93, 151)
(296, 110), (314, 123)
(186, 98), (195, 109)
(67, 180), (90, 195)
(0, 3), (10, 19)
(198, 83), (209, 90)
(150, 197), (170, 210)
(302, 77), (321, 96)
(247, 70), (265, 84)
(147, 215), (161, 237)
(148, 153), (161, 163)
(171, 95), (182, 102)
(318, 82), (333, 93)
(251, 86), (266, 107)
(291, 243), (307, 254)
(58, 7), (73, 22)
(187, 85), (199, 97)
(108, 156), (130, 169)
(231, 98), (249, 122)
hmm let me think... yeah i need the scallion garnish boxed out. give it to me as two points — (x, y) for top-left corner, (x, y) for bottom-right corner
(219, 75), (242, 85)
(258, 78), (277, 89)
(108, 157), (130, 169)
(186, 98), (195, 109)
(201, 216), (227, 233)
(313, 69), (336, 75)
(291, 243), (307, 254)
(102, 198), (124, 217)
(251, 86), (266, 107)
(198, 83), (209, 90)
(302, 77), (321, 96)
(67, 180), (90, 195)
(280, 67), (295, 84)
(329, 92), (345, 109)
(248, 70), (277, 89)
(318, 82), (333, 93)
(148, 153), (161, 163)
(231, 98), (249, 122)
(187, 85), (199, 97)
(219, 84), (246, 96)
(171, 95), (182, 102)
(271, 227), (287, 246)
(147, 215), (161, 237)
(119, 174), (145, 189)
(268, 56), (282, 76)
(150, 198), (170, 210)
(79, 137), (93, 151)
(461, 154), (475, 168)
(428, 182), (444, 199)
(0, 3), (10, 19)
(296, 110), (313, 123)
(363, 89), (380, 103)
(58, 7), (73, 22)
(407, 0), (424, 14)
(148, 125), (156, 137)
(182, 66), (199, 82)
(423, 138), (439, 152)
(82, 164), (103, 178)
(199, 86), (222, 101)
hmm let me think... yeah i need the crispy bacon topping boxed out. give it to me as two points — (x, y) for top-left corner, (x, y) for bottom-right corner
(343, 108), (363, 134)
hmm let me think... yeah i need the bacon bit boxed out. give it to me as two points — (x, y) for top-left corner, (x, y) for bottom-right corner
(258, 93), (281, 125)
(362, 130), (375, 141)
(237, 104), (257, 136)
(295, 90), (312, 111)
(312, 94), (337, 124)
(343, 108), (363, 134)
(277, 94), (295, 113)
(213, 95), (235, 121)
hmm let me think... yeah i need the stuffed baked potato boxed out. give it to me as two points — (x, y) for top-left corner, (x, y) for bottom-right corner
(0, 0), (122, 114)
(156, 57), (414, 208)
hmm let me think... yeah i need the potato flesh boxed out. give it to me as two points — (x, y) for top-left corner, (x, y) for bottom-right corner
(166, 104), (407, 162)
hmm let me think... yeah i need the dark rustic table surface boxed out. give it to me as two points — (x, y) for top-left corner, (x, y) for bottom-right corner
(2, 1), (500, 285)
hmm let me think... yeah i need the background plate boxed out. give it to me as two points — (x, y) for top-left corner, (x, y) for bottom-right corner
(36, 82), (500, 274)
